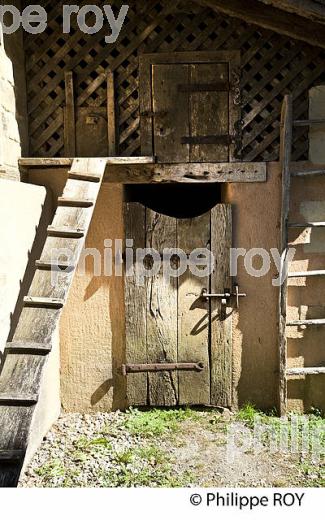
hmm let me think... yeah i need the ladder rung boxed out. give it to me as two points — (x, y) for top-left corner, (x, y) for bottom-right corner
(5, 342), (51, 355)
(36, 260), (75, 272)
(288, 222), (325, 228)
(0, 450), (24, 462)
(287, 367), (325, 376)
(68, 172), (101, 183)
(58, 197), (94, 208)
(47, 226), (85, 239)
(0, 393), (38, 405)
(23, 296), (65, 309)
(293, 119), (325, 127)
(288, 270), (325, 278)
(291, 169), (325, 177)
(287, 318), (325, 326)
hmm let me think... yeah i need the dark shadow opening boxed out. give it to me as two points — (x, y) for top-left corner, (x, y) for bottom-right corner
(125, 184), (221, 218)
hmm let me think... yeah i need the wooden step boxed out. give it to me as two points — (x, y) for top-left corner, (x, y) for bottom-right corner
(286, 318), (325, 326)
(5, 342), (51, 355)
(289, 222), (325, 228)
(68, 172), (102, 183)
(0, 450), (24, 462)
(58, 197), (94, 208)
(294, 119), (325, 127)
(287, 367), (325, 376)
(0, 393), (38, 405)
(47, 226), (85, 239)
(23, 297), (65, 309)
(288, 270), (325, 278)
(35, 260), (75, 272)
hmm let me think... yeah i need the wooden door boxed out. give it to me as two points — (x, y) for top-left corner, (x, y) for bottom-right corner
(139, 51), (241, 162)
(124, 203), (233, 407)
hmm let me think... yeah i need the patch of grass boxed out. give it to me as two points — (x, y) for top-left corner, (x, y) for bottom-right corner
(135, 445), (169, 465)
(236, 403), (266, 428)
(74, 436), (112, 450)
(113, 449), (134, 465)
(35, 459), (65, 479)
(124, 408), (196, 438)
(99, 462), (194, 488)
(299, 461), (325, 487)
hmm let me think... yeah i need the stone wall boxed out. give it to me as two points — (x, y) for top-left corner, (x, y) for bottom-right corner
(0, 9), (24, 181)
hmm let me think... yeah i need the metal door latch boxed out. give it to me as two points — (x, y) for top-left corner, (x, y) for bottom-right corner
(201, 284), (247, 309)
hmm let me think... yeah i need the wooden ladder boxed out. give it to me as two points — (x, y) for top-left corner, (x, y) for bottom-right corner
(0, 158), (107, 486)
(279, 95), (325, 415)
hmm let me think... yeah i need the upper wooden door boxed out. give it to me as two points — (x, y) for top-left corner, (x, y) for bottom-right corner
(139, 51), (241, 163)
(124, 203), (233, 408)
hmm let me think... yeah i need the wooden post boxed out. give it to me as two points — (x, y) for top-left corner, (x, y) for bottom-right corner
(279, 94), (293, 416)
(64, 72), (76, 157)
(107, 71), (117, 156)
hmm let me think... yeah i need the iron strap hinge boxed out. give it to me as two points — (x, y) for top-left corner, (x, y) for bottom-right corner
(122, 362), (204, 376)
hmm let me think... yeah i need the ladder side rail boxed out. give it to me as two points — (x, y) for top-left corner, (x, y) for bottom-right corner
(279, 94), (293, 416)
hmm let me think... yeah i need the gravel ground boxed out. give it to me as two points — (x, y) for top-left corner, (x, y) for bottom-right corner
(20, 408), (324, 488)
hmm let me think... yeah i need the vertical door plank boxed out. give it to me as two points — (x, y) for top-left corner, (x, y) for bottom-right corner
(152, 64), (190, 163)
(178, 212), (211, 405)
(190, 63), (229, 162)
(139, 58), (154, 156)
(124, 203), (147, 406)
(146, 210), (178, 406)
(210, 205), (233, 407)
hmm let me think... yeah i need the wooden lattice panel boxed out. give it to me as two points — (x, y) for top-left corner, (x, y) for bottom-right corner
(24, 0), (325, 160)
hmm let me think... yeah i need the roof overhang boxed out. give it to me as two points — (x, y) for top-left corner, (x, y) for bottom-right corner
(196, 0), (325, 48)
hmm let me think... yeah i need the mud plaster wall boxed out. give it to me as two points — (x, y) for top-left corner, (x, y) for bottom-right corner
(224, 163), (281, 410)
(56, 164), (281, 412)
(29, 162), (325, 413)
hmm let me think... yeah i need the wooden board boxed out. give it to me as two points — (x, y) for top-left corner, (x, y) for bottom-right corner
(146, 210), (178, 406)
(177, 212), (211, 405)
(20, 160), (267, 184)
(190, 63), (229, 162)
(64, 72), (76, 157)
(210, 204), (233, 407)
(124, 203), (147, 406)
(278, 95), (293, 415)
(152, 64), (190, 163)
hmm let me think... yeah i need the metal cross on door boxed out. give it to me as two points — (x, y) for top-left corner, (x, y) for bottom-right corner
(123, 203), (235, 407)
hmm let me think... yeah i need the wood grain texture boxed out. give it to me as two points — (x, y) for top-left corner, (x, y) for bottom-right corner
(210, 205), (233, 407)
(198, 0), (325, 49)
(104, 162), (267, 183)
(107, 71), (117, 156)
(278, 95), (293, 416)
(190, 63), (229, 162)
(124, 203), (148, 406)
(152, 64), (190, 163)
(64, 72), (76, 157)
(146, 210), (178, 406)
(177, 213), (211, 405)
